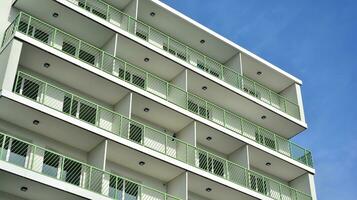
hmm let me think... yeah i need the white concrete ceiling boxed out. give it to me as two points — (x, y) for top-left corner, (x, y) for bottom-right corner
(248, 146), (306, 181)
(106, 140), (184, 182)
(187, 70), (305, 138)
(196, 122), (245, 155)
(102, 0), (133, 10)
(131, 93), (193, 133)
(116, 32), (184, 81)
(137, 0), (238, 64)
(14, 0), (115, 47)
(0, 97), (103, 152)
(19, 43), (130, 105)
(0, 165), (86, 200)
(188, 172), (258, 200)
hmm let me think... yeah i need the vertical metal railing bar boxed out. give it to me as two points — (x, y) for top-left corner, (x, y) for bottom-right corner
(0, 12), (311, 167)
(61, 0), (300, 120)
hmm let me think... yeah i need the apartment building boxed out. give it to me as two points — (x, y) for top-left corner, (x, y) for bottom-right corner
(0, 0), (317, 200)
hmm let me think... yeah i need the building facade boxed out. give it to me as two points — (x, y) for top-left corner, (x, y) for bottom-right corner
(0, 0), (316, 200)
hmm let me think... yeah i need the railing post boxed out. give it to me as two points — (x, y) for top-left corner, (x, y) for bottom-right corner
(0, 135), (6, 160)
(223, 110), (226, 127)
(88, 167), (92, 190)
(77, 40), (81, 59)
(26, 16), (32, 35)
(145, 72), (149, 91)
(220, 65), (224, 80)
(106, 5), (110, 21)
(95, 105), (99, 127)
(279, 184), (282, 200)
(269, 90), (272, 105)
(100, 51), (105, 70)
(240, 118), (244, 135)
(30, 146), (36, 170)
(164, 135), (167, 155)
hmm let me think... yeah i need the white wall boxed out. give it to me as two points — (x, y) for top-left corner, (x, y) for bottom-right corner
(188, 192), (209, 200)
(101, 34), (118, 55)
(177, 121), (196, 146)
(88, 140), (107, 170)
(114, 92), (132, 118)
(290, 173), (317, 200)
(106, 160), (166, 192)
(124, 0), (138, 19)
(170, 69), (187, 91)
(0, 40), (22, 91)
(280, 83), (305, 122)
(228, 145), (249, 168)
(0, 0), (18, 45)
(224, 52), (242, 74)
(167, 172), (188, 200)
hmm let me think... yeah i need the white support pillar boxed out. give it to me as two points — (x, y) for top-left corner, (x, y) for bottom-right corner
(177, 121), (196, 146)
(290, 173), (317, 200)
(170, 69), (188, 91)
(88, 140), (108, 170)
(228, 145), (250, 169)
(224, 52), (242, 75)
(114, 92), (133, 119)
(124, 0), (139, 19)
(280, 83), (306, 122)
(0, 39), (22, 92)
(167, 172), (188, 200)
(102, 34), (118, 56)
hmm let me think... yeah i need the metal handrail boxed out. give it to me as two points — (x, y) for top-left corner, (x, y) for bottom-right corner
(12, 71), (312, 200)
(63, 0), (301, 120)
(0, 131), (181, 200)
(1, 12), (313, 168)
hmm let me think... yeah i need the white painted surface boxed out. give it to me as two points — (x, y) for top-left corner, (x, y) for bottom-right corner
(228, 145), (249, 168)
(171, 69), (187, 91)
(167, 172), (188, 200)
(88, 140), (107, 170)
(0, 40), (22, 91)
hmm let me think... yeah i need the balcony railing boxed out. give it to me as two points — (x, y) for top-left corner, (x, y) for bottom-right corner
(0, 131), (180, 200)
(1, 12), (313, 168)
(61, 0), (301, 120)
(12, 71), (311, 200)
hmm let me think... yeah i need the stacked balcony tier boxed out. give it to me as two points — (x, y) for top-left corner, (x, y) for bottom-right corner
(55, 0), (301, 120)
(6, 69), (311, 200)
(1, 12), (313, 169)
(0, 131), (180, 200)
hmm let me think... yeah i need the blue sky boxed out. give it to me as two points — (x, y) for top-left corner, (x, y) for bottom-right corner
(161, 0), (357, 199)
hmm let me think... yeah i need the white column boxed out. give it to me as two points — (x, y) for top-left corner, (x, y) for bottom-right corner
(228, 145), (249, 169)
(114, 92), (133, 118)
(0, 39), (22, 91)
(167, 172), (188, 200)
(171, 69), (188, 91)
(289, 173), (317, 200)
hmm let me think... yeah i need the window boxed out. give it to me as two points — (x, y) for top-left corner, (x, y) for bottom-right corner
(197, 61), (220, 78)
(79, 50), (96, 65)
(249, 174), (268, 195)
(18, 21), (49, 43)
(109, 176), (124, 199)
(42, 151), (60, 178)
(62, 42), (77, 56)
(136, 30), (148, 41)
(129, 124), (143, 144)
(198, 152), (224, 177)
(162, 44), (187, 61)
(15, 76), (40, 101)
(125, 181), (139, 200)
(63, 159), (82, 186)
(118, 69), (145, 89)
(255, 132), (276, 150)
(188, 100), (210, 118)
(63, 97), (97, 125)
(4, 138), (29, 167)
(78, 0), (107, 19)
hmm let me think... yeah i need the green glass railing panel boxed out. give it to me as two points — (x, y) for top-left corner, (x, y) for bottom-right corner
(2, 12), (313, 168)
(0, 132), (180, 200)
(63, 0), (301, 120)
(12, 71), (311, 200)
